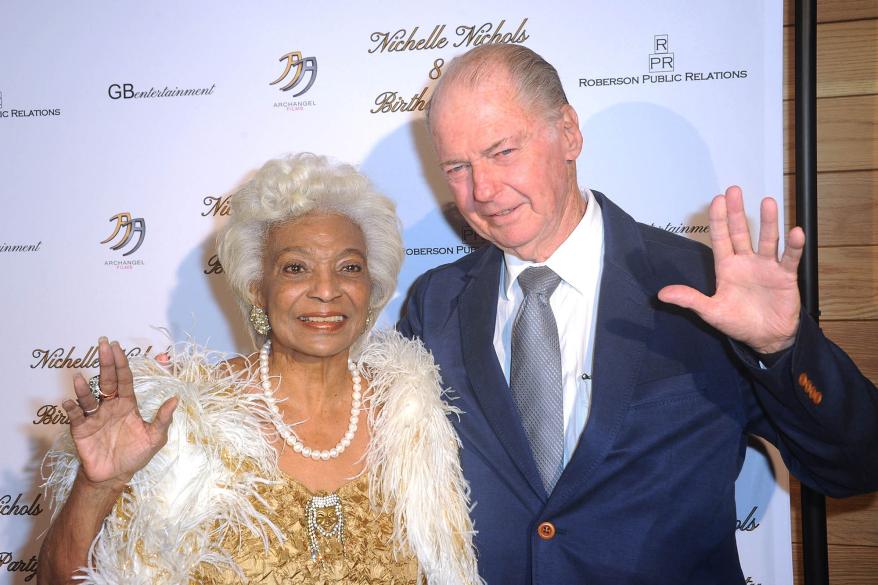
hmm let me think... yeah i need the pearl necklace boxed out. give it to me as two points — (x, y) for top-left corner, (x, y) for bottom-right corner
(259, 339), (361, 461)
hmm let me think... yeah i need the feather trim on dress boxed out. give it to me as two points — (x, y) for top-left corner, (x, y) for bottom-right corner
(42, 346), (283, 585)
(43, 335), (481, 585)
(363, 330), (482, 585)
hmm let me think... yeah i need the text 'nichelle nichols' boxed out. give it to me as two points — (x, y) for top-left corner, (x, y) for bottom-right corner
(368, 18), (530, 115)
(368, 18), (530, 54)
(30, 345), (165, 369)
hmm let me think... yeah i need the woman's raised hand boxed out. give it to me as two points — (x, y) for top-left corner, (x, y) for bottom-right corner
(62, 337), (178, 490)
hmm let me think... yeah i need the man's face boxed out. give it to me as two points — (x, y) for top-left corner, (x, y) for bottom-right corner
(430, 73), (584, 262)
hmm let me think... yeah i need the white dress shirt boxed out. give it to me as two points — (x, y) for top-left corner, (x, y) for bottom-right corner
(493, 189), (605, 466)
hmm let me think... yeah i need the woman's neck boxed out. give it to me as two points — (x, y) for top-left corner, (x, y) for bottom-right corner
(267, 345), (353, 413)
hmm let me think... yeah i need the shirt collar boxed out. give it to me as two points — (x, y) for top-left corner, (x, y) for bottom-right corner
(501, 189), (604, 299)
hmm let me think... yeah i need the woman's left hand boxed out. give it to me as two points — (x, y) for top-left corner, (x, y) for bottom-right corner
(63, 338), (178, 491)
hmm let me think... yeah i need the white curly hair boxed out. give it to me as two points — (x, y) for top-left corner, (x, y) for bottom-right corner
(217, 153), (403, 349)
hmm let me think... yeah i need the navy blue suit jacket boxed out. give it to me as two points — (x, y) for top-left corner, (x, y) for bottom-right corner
(398, 192), (878, 584)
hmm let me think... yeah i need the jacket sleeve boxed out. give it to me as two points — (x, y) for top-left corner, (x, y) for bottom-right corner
(738, 311), (878, 497)
(396, 271), (430, 341)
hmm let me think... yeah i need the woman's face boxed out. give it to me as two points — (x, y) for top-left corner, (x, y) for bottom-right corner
(254, 212), (372, 362)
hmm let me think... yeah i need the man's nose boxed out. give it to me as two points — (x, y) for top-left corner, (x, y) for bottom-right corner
(471, 162), (499, 202)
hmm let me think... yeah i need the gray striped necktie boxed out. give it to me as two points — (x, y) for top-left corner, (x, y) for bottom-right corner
(510, 266), (564, 493)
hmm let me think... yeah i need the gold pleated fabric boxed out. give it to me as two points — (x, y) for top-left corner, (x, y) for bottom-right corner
(192, 473), (420, 584)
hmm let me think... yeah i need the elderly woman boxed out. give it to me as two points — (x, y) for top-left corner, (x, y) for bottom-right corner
(38, 154), (480, 585)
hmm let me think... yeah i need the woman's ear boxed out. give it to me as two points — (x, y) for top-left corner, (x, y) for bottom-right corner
(248, 282), (265, 309)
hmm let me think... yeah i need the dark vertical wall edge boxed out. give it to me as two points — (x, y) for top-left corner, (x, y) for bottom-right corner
(794, 0), (829, 584)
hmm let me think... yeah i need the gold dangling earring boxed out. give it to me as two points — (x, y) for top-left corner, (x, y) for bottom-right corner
(250, 305), (271, 335)
(363, 308), (374, 332)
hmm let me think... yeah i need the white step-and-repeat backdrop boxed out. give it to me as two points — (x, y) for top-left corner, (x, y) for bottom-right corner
(1, 1), (787, 583)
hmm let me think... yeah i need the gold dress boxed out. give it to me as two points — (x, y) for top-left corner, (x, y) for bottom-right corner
(193, 473), (420, 584)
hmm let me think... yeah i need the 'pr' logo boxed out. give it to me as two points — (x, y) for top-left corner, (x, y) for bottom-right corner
(101, 212), (146, 256)
(270, 51), (318, 96)
(649, 35), (674, 72)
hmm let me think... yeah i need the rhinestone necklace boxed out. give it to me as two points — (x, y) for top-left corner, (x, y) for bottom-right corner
(259, 339), (362, 461)
(305, 493), (345, 561)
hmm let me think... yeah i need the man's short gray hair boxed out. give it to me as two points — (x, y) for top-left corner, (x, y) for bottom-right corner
(217, 153), (403, 347)
(427, 44), (569, 127)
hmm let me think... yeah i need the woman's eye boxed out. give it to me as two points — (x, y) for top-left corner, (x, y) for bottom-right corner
(342, 263), (363, 273)
(283, 263), (305, 274)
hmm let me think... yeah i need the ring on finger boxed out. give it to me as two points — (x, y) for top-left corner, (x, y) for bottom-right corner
(88, 376), (102, 401)
(83, 404), (100, 416)
(89, 375), (118, 401)
(98, 387), (118, 399)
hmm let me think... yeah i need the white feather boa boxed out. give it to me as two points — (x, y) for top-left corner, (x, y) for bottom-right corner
(362, 331), (481, 585)
(43, 331), (481, 585)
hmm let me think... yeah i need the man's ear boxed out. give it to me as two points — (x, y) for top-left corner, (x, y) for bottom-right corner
(559, 104), (583, 161)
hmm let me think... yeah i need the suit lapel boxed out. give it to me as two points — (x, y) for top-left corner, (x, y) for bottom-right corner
(458, 246), (547, 500)
(551, 193), (655, 508)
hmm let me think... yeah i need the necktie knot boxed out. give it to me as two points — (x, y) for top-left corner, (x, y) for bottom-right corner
(518, 266), (561, 298)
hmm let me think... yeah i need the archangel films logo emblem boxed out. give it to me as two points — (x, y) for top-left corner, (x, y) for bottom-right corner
(102, 212), (146, 267)
(271, 50), (318, 112)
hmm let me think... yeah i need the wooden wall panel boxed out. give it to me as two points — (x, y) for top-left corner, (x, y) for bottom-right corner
(791, 480), (878, 547)
(783, 3), (876, 584)
(784, 0), (878, 25)
(821, 321), (878, 383)
(784, 95), (878, 174)
(784, 171), (878, 247)
(792, 543), (878, 585)
(783, 19), (878, 100)
(818, 246), (878, 320)
(816, 95), (878, 172)
(815, 172), (878, 247)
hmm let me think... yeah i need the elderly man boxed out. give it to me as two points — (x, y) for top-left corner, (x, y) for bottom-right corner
(399, 44), (878, 584)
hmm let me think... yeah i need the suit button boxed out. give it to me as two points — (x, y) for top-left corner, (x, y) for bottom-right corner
(537, 521), (556, 540)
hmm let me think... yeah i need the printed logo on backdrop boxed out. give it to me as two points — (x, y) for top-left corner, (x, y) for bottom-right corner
(202, 195), (230, 275)
(31, 344), (163, 369)
(204, 254), (224, 276)
(0, 492), (41, 579)
(406, 207), (488, 257)
(33, 405), (70, 425)
(271, 50), (318, 112)
(578, 34), (748, 88)
(101, 211), (146, 268)
(0, 493), (42, 517)
(736, 506), (761, 533)
(0, 553), (37, 582)
(367, 18), (529, 114)
(202, 195), (232, 217)
(0, 240), (42, 253)
(0, 89), (61, 119)
(107, 83), (216, 100)
(649, 34), (674, 73)
(649, 220), (709, 237)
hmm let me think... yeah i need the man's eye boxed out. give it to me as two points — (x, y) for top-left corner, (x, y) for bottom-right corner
(446, 163), (468, 176)
(496, 148), (514, 157)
